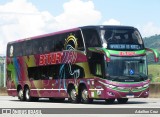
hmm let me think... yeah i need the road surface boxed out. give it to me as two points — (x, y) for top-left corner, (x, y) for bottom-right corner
(0, 96), (160, 117)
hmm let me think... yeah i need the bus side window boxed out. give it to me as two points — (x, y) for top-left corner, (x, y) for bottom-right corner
(32, 40), (38, 55)
(38, 39), (43, 54)
(82, 29), (101, 47)
(50, 40), (55, 52)
(47, 36), (54, 52)
(43, 41), (49, 53)
(54, 35), (65, 51)
(74, 30), (84, 51)
(14, 43), (23, 56)
(26, 41), (33, 55)
(22, 42), (27, 56)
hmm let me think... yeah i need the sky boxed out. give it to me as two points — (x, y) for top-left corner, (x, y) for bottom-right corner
(0, 0), (160, 55)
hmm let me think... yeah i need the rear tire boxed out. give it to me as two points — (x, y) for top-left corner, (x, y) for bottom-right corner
(69, 87), (79, 103)
(117, 98), (128, 104)
(18, 89), (24, 101)
(81, 86), (93, 104)
(24, 87), (38, 102)
(105, 98), (115, 104)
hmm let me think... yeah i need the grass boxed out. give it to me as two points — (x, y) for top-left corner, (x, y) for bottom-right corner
(0, 87), (7, 96)
(148, 64), (160, 82)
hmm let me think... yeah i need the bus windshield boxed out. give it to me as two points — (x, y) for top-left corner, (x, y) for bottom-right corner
(100, 28), (144, 50)
(106, 56), (147, 82)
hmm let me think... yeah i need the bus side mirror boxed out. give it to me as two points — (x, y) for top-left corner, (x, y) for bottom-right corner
(101, 48), (110, 62)
(145, 48), (159, 62)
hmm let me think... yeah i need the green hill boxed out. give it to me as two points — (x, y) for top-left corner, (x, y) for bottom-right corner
(143, 34), (160, 51)
(143, 35), (160, 64)
(143, 35), (160, 82)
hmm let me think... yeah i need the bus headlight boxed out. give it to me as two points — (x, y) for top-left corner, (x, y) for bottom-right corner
(108, 84), (116, 88)
(117, 87), (125, 89)
(136, 86), (143, 89)
(98, 81), (116, 89)
(143, 84), (149, 88)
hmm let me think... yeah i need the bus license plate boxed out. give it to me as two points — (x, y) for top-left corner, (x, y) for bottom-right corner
(126, 95), (134, 98)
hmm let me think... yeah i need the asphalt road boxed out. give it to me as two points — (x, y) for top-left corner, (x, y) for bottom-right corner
(0, 96), (160, 117)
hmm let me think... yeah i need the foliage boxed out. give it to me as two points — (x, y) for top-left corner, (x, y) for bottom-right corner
(143, 34), (160, 64)
(143, 35), (160, 82)
(148, 64), (160, 82)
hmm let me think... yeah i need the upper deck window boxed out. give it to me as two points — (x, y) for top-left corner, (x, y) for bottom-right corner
(7, 30), (84, 57)
(100, 27), (144, 50)
(82, 29), (102, 47)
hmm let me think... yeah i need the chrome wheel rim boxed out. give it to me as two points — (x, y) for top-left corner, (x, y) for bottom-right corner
(18, 90), (23, 99)
(25, 89), (30, 100)
(70, 89), (76, 101)
(82, 89), (88, 101)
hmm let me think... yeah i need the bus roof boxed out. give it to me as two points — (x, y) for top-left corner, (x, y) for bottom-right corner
(79, 25), (135, 29)
(8, 25), (136, 44)
(8, 27), (80, 44)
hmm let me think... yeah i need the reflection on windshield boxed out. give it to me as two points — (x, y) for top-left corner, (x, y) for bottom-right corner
(100, 28), (144, 50)
(106, 56), (147, 82)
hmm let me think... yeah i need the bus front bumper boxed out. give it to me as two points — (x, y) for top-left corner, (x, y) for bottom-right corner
(88, 87), (149, 99)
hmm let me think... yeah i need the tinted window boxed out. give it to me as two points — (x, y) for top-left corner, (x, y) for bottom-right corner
(7, 43), (21, 57)
(100, 28), (144, 50)
(63, 30), (84, 51)
(8, 30), (84, 57)
(54, 34), (65, 51)
(28, 64), (84, 80)
(28, 65), (60, 80)
(82, 29), (101, 47)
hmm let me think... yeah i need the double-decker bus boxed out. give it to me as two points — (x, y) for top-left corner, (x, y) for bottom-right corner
(6, 25), (159, 104)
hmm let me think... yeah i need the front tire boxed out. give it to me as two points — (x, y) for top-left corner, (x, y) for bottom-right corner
(69, 88), (78, 103)
(117, 98), (128, 104)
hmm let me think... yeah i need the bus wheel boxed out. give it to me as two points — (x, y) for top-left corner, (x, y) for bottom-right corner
(81, 87), (93, 103)
(105, 98), (115, 104)
(24, 87), (31, 101)
(24, 87), (39, 102)
(18, 89), (24, 101)
(117, 98), (128, 104)
(69, 88), (77, 103)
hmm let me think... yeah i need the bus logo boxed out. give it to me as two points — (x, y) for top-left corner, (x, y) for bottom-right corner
(39, 52), (63, 65)
(130, 69), (134, 75)
(119, 52), (135, 56)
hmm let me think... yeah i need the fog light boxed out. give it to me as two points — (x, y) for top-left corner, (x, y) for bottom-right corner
(144, 91), (148, 95)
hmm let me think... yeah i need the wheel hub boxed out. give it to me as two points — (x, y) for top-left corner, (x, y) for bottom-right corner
(82, 90), (88, 101)
(70, 89), (76, 101)
(26, 90), (30, 100)
(18, 90), (23, 98)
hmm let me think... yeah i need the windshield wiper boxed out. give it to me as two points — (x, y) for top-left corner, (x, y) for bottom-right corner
(126, 73), (147, 81)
